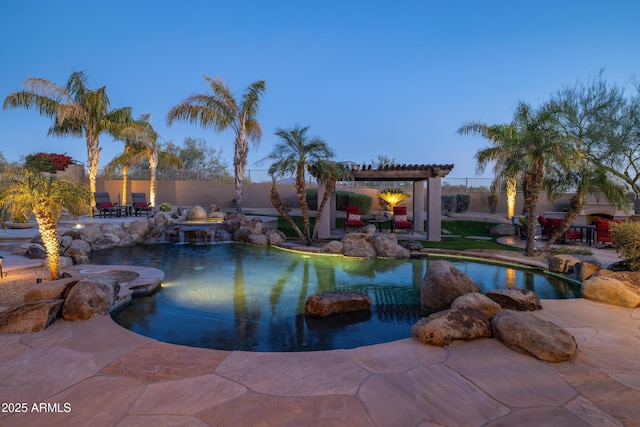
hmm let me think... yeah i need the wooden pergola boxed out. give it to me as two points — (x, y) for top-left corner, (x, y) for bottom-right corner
(316, 163), (454, 241)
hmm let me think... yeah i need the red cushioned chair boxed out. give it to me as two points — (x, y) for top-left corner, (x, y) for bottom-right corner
(131, 192), (153, 217)
(544, 217), (583, 243)
(392, 206), (413, 234)
(94, 192), (121, 218)
(344, 205), (365, 230)
(595, 218), (625, 246)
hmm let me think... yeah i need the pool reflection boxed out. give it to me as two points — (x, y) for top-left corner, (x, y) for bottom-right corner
(93, 243), (580, 352)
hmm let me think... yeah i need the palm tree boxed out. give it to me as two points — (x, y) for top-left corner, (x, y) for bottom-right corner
(458, 123), (522, 220)
(166, 76), (266, 213)
(263, 125), (336, 245)
(105, 115), (183, 207)
(3, 71), (134, 201)
(307, 160), (352, 241)
(460, 102), (563, 256)
(0, 168), (91, 280)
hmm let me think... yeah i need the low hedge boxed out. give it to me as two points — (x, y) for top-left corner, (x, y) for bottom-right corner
(305, 189), (372, 214)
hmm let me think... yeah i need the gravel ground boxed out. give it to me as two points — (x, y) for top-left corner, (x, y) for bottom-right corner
(0, 266), (52, 309)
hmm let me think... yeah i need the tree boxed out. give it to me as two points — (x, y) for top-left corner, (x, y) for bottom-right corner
(0, 168), (91, 279)
(461, 102), (563, 256)
(457, 122), (522, 220)
(167, 76), (266, 213)
(105, 114), (183, 207)
(264, 125), (336, 245)
(3, 71), (134, 201)
(537, 78), (631, 250)
(160, 137), (229, 180)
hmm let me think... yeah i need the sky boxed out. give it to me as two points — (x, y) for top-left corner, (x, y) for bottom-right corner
(1, 0), (639, 179)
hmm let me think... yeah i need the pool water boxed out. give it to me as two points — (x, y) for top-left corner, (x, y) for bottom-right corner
(92, 243), (580, 352)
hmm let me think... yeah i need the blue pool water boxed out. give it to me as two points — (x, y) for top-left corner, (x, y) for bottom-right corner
(93, 243), (580, 352)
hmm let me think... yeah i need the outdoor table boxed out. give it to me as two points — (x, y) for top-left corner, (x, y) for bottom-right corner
(569, 224), (596, 246)
(367, 219), (388, 232)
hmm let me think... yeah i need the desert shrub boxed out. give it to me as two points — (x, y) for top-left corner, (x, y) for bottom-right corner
(335, 191), (350, 210)
(611, 222), (640, 271)
(441, 194), (457, 215)
(158, 203), (172, 212)
(455, 193), (470, 213)
(305, 188), (318, 210)
(347, 193), (372, 215)
(488, 194), (499, 214)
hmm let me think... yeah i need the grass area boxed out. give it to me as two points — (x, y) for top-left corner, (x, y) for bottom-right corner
(277, 216), (521, 252)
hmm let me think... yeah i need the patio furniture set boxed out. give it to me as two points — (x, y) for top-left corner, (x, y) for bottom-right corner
(536, 215), (624, 247)
(94, 192), (153, 218)
(345, 205), (413, 234)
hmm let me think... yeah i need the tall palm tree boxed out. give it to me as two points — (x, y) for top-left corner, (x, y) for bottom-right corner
(166, 76), (266, 213)
(457, 123), (522, 220)
(264, 125), (336, 245)
(3, 71), (133, 201)
(0, 168), (91, 280)
(307, 160), (352, 241)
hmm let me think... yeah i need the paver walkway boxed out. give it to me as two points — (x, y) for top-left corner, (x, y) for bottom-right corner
(1, 215), (639, 425)
(0, 299), (638, 426)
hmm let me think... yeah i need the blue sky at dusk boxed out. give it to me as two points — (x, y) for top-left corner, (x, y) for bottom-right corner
(1, 0), (638, 178)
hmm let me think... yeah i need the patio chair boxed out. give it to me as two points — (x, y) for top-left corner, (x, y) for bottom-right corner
(131, 193), (153, 217)
(595, 218), (625, 246)
(543, 217), (583, 243)
(392, 206), (413, 234)
(344, 205), (365, 230)
(94, 192), (123, 218)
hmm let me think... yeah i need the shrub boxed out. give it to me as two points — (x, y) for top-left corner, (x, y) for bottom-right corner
(347, 193), (372, 215)
(305, 188), (318, 210)
(611, 222), (640, 271)
(455, 193), (470, 213)
(158, 203), (172, 212)
(24, 152), (76, 173)
(488, 194), (498, 214)
(335, 191), (350, 210)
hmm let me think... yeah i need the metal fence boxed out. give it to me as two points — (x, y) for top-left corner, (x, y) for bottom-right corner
(99, 168), (495, 191)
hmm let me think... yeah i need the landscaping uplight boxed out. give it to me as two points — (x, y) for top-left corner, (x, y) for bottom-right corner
(377, 188), (411, 210)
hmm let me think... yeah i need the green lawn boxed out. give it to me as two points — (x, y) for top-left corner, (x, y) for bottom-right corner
(277, 216), (521, 252)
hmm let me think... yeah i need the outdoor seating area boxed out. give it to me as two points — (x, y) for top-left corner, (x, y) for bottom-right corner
(94, 192), (127, 218)
(344, 205), (365, 230)
(392, 206), (413, 234)
(535, 214), (629, 247)
(131, 192), (153, 217)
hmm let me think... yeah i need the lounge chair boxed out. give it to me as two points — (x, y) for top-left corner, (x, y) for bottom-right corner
(131, 193), (153, 217)
(94, 192), (125, 217)
(392, 206), (413, 234)
(344, 205), (365, 230)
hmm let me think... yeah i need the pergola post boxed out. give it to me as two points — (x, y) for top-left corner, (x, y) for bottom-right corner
(317, 182), (332, 239)
(427, 177), (442, 241)
(413, 180), (425, 233)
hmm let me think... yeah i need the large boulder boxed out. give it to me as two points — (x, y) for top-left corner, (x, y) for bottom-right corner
(26, 244), (47, 259)
(411, 307), (491, 346)
(399, 240), (424, 251)
(23, 278), (79, 302)
(451, 292), (502, 319)
(548, 254), (601, 277)
(62, 278), (120, 321)
(342, 233), (377, 258)
(247, 233), (269, 246)
(492, 310), (577, 362)
(581, 269), (640, 308)
(0, 300), (64, 333)
(90, 234), (120, 251)
(420, 260), (481, 312)
(188, 205), (208, 221)
(64, 247), (91, 264)
(233, 226), (252, 242)
(321, 240), (344, 254)
(126, 220), (152, 243)
(265, 229), (286, 246)
(100, 222), (127, 239)
(489, 223), (516, 236)
(372, 234), (410, 259)
(304, 291), (372, 317)
(485, 289), (542, 311)
(79, 225), (104, 243)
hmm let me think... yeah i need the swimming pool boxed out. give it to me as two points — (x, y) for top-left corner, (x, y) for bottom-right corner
(92, 243), (580, 352)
